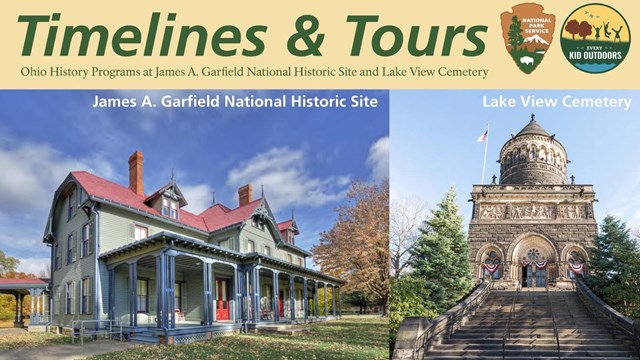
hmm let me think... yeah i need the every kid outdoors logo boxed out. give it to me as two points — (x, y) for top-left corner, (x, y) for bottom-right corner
(501, 3), (555, 74)
(560, 3), (630, 74)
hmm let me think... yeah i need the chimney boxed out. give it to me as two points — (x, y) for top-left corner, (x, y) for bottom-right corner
(238, 184), (252, 207)
(128, 151), (144, 196)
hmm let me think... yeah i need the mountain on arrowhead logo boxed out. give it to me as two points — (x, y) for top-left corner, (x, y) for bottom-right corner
(501, 3), (555, 74)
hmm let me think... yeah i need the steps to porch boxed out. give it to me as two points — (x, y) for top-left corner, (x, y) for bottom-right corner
(423, 290), (639, 359)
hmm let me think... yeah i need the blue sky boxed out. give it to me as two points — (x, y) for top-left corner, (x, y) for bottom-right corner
(391, 90), (640, 234)
(0, 90), (389, 274)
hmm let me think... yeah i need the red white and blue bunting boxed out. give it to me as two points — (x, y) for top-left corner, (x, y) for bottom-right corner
(521, 260), (547, 268)
(569, 263), (584, 273)
(535, 261), (547, 269)
(483, 263), (500, 273)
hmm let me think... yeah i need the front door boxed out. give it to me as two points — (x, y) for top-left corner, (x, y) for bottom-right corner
(536, 268), (547, 287)
(279, 290), (284, 317)
(216, 279), (229, 321)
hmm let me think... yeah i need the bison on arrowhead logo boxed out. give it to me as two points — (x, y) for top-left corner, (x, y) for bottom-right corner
(501, 3), (555, 74)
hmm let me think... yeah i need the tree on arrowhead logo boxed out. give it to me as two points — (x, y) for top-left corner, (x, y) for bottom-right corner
(501, 3), (555, 74)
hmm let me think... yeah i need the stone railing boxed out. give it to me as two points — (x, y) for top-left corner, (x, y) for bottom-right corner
(575, 276), (640, 356)
(392, 281), (491, 360)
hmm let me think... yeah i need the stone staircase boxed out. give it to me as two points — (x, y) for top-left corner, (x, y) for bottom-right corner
(423, 289), (639, 359)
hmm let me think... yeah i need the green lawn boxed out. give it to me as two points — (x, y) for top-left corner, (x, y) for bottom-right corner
(89, 315), (388, 360)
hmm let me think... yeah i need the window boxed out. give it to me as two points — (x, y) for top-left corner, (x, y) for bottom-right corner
(247, 240), (256, 252)
(137, 279), (148, 313)
(483, 251), (501, 280)
(66, 234), (73, 265)
(81, 277), (91, 314)
(162, 197), (179, 219)
(65, 282), (73, 314)
(54, 243), (60, 270)
(67, 191), (75, 221)
(567, 251), (585, 279)
(81, 223), (90, 257)
(264, 246), (271, 256)
(252, 216), (265, 230)
(134, 225), (148, 241)
(162, 198), (170, 216)
(170, 200), (179, 219)
(297, 257), (303, 266)
(175, 282), (183, 311)
(287, 254), (293, 263)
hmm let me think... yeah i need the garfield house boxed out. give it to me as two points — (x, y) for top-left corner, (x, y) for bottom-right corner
(43, 151), (344, 344)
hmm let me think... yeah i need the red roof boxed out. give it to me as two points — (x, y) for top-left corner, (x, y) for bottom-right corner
(0, 278), (48, 285)
(72, 171), (260, 233)
(199, 200), (261, 232)
(278, 220), (294, 232)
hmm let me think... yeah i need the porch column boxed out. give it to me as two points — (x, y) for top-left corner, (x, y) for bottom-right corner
(253, 267), (261, 323)
(235, 266), (243, 323)
(212, 264), (217, 323)
(203, 262), (213, 326)
(128, 262), (138, 327)
(30, 289), (35, 322)
(244, 269), (251, 322)
(338, 287), (342, 318)
(19, 294), (24, 323)
(272, 271), (279, 322)
(289, 275), (295, 322)
(13, 294), (19, 323)
(332, 286), (337, 317)
(156, 255), (165, 328)
(108, 268), (115, 320)
(167, 255), (176, 328)
(314, 282), (319, 318)
(324, 284), (328, 317)
(303, 278), (308, 322)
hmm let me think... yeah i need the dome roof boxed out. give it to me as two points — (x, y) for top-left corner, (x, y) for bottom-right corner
(499, 115), (568, 185)
(516, 115), (550, 137)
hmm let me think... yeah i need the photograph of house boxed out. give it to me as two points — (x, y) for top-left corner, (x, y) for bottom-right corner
(0, 90), (389, 346)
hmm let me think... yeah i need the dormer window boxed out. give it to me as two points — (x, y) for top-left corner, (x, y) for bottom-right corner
(162, 197), (179, 220)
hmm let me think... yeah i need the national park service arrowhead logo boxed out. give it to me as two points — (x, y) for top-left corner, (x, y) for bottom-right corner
(501, 3), (555, 74)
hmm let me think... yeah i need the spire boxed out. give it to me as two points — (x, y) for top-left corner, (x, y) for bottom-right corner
(291, 208), (295, 220)
(211, 191), (216, 206)
(170, 168), (176, 186)
(261, 184), (264, 198)
(515, 114), (550, 137)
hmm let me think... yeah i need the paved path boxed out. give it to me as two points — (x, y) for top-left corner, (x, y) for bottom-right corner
(0, 340), (138, 360)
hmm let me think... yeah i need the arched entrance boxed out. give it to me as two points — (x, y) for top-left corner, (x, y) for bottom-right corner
(508, 233), (559, 288)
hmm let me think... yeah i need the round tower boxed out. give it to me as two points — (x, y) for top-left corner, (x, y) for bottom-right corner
(499, 115), (568, 185)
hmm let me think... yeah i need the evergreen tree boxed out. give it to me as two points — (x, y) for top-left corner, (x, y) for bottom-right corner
(587, 215), (640, 318)
(508, 16), (524, 52)
(408, 187), (472, 312)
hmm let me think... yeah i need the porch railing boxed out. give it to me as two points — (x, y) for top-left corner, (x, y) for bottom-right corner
(546, 286), (561, 360)
(71, 320), (123, 345)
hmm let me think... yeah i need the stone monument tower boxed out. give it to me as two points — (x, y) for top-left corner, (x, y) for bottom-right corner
(468, 115), (596, 288)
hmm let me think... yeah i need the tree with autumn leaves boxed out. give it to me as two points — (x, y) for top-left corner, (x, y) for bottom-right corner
(312, 179), (389, 316)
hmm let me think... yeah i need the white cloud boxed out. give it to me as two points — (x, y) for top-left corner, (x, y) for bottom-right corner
(227, 147), (350, 209)
(367, 136), (389, 181)
(17, 257), (51, 277)
(181, 183), (214, 214)
(0, 140), (115, 214)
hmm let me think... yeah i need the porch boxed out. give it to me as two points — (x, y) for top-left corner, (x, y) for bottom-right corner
(101, 232), (345, 344)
